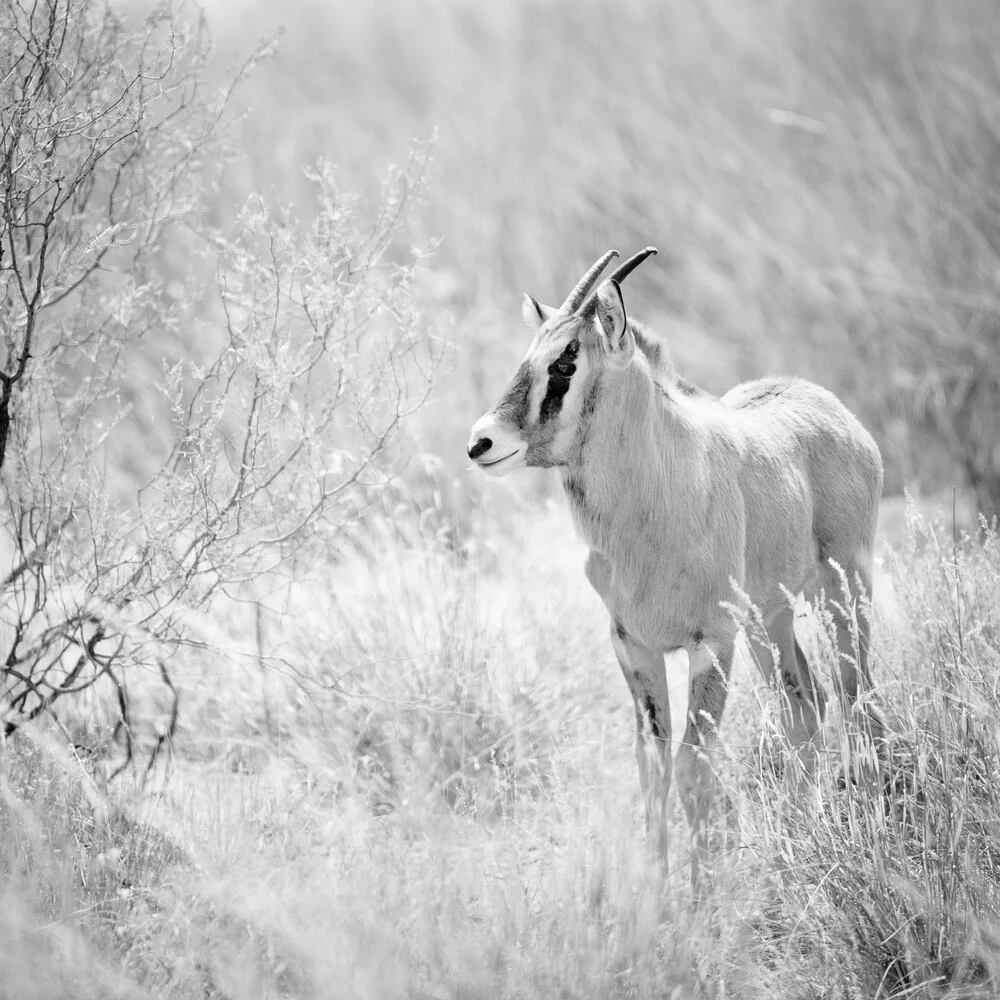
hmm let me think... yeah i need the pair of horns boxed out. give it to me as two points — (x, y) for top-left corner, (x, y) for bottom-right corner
(559, 246), (658, 314)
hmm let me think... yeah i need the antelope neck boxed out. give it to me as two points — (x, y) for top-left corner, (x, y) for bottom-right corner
(562, 361), (690, 560)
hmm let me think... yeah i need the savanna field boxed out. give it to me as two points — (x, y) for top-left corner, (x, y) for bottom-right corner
(2, 1), (1000, 997)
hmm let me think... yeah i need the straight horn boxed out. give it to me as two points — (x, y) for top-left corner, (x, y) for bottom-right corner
(560, 250), (620, 314)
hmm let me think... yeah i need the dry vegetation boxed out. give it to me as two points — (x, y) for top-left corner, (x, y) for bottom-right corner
(4, 504), (1000, 997)
(3, 0), (1000, 997)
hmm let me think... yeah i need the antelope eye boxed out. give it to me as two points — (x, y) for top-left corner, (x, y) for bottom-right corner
(550, 340), (579, 378)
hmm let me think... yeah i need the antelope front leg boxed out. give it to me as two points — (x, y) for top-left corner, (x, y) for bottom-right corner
(675, 636), (735, 891)
(610, 620), (672, 861)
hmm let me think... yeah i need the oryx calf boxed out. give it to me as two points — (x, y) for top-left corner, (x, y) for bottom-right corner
(467, 249), (884, 873)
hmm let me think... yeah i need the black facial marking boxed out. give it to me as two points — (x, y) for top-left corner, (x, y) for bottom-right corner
(692, 629), (704, 645)
(613, 619), (628, 642)
(539, 340), (579, 423)
(495, 362), (532, 430)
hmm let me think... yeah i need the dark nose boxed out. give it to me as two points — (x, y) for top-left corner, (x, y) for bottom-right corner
(468, 436), (493, 461)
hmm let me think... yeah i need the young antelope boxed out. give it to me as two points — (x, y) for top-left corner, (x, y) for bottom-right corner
(467, 249), (885, 877)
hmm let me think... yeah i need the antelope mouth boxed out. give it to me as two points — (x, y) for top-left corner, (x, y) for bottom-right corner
(476, 447), (526, 476)
(480, 450), (518, 467)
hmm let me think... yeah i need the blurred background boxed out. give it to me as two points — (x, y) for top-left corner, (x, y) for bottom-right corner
(202, 0), (1000, 521)
(5, 4), (1000, 993)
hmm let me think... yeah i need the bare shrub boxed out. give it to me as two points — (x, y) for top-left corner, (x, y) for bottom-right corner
(0, 0), (442, 763)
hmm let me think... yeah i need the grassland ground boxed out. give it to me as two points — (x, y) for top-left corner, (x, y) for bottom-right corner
(2, 494), (998, 998)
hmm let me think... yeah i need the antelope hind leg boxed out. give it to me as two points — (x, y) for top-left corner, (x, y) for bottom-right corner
(748, 605), (827, 772)
(610, 620), (672, 862)
(816, 559), (886, 749)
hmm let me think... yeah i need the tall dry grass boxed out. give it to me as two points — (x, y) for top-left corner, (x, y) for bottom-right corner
(3, 497), (1000, 998)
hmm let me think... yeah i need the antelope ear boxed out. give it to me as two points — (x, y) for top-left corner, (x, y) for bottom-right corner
(594, 279), (631, 359)
(522, 293), (557, 330)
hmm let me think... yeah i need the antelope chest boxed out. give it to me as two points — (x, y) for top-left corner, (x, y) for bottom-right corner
(583, 547), (704, 652)
(565, 469), (740, 650)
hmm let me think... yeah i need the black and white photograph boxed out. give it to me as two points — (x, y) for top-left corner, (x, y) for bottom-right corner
(1, 0), (999, 996)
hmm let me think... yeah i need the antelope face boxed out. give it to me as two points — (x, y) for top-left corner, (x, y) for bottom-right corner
(467, 309), (603, 475)
(467, 248), (656, 476)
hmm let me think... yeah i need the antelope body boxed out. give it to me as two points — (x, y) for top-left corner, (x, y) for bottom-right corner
(467, 249), (883, 873)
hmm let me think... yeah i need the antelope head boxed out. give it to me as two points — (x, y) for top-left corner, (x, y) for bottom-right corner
(467, 247), (658, 475)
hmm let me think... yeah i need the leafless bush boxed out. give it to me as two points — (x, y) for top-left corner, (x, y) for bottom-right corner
(0, 0), (442, 766)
